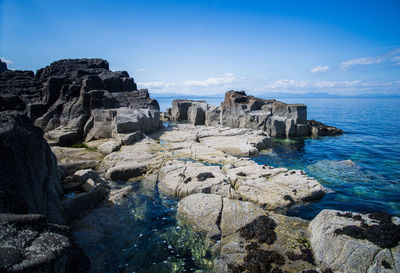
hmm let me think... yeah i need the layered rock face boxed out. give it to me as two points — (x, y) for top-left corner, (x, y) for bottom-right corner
(169, 91), (343, 138)
(0, 58), (161, 146)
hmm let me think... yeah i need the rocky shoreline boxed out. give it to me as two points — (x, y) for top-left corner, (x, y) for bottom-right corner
(1, 59), (398, 273)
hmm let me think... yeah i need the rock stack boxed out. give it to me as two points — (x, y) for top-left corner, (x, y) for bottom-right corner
(0, 58), (8, 74)
(0, 58), (162, 146)
(168, 90), (343, 137)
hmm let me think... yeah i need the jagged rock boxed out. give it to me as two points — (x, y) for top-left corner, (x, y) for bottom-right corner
(309, 209), (400, 273)
(308, 119), (343, 136)
(0, 112), (68, 224)
(0, 214), (89, 273)
(97, 140), (121, 154)
(0, 59), (160, 146)
(220, 90), (309, 137)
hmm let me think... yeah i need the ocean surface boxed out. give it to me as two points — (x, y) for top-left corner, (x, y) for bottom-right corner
(74, 97), (400, 273)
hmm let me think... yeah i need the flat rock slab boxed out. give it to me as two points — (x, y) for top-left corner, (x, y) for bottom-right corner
(51, 146), (104, 175)
(159, 158), (325, 210)
(309, 209), (400, 273)
(160, 124), (270, 156)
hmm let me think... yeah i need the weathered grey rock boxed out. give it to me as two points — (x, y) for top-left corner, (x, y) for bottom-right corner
(0, 214), (89, 273)
(62, 184), (110, 219)
(177, 194), (319, 272)
(220, 91), (311, 138)
(0, 112), (68, 225)
(108, 186), (133, 203)
(158, 160), (234, 198)
(226, 160), (325, 210)
(106, 162), (147, 181)
(205, 105), (221, 126)
(309, 209), (400, 273)
(97, 140), (121, 154)
(308, 119), (343, 137)
(177, 193), (222, 239)
(1, 59), (160, 145)
(171, 99), (198, 120)
(113, 108), (162, 134)
(160, 124), (270, 156)
(188, 102), (207, 125)
(51, 146), (104, 175)
(119, 131), (142, 145)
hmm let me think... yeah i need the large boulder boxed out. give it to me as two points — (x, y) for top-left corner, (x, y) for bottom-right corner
(220, 91), (310, 137)
(309, 209), (400, 273)
(0, 214), (89, 273)
(0, 112), (68, 224)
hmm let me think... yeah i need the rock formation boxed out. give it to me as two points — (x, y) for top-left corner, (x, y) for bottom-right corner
(168, 90), (343, 138)
(0, 58), (8, 74)
(0, 58), (161, 146)
(0, 214), (89, 273)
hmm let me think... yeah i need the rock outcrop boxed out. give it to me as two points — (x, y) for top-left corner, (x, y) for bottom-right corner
(0, 59), (161, 146)
(309, 209), (400, 273)
(0, 111), (68, 225)
(0, 214), (89, 273)
(168, 91), (343, 138)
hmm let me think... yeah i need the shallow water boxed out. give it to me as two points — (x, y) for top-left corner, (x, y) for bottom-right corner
(73, 180), (214, 273)
(74, 97), (400, 271)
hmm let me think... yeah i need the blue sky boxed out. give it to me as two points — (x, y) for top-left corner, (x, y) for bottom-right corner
(1, 0), (400, 96)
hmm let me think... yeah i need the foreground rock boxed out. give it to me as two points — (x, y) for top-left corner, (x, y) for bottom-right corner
(168, 91), (343, 138)
(177, 193), (319, 272)
(0, 58), (161, 146)
(309, 209), (400, 273)
(159, 158), (325, 210)
(0, 214), (89, 273)
(0, 111), (67, 224)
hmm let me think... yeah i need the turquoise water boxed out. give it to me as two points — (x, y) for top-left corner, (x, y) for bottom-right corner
(157, 96), (400, 219)
(74, 97), (400, 272)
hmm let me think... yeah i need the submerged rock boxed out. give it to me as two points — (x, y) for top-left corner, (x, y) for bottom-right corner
(309, 209), (400, 273)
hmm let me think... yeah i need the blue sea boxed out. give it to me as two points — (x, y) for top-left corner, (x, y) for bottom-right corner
(74, 97), (400, 273)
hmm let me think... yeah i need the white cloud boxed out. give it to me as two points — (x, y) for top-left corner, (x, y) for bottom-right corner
(0, 57), (14, 65)
(391, 56), (400, 66)
(339, 48), (400, 70)
(137, 81), (177, 89)
(310, 65), (330, 73)
(340, 57), (383, 69)
(182, 73), (236, 87)
(137, 73), (242, 95)
(268, 79), (310, 89)
(136, 68), (147, 72)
